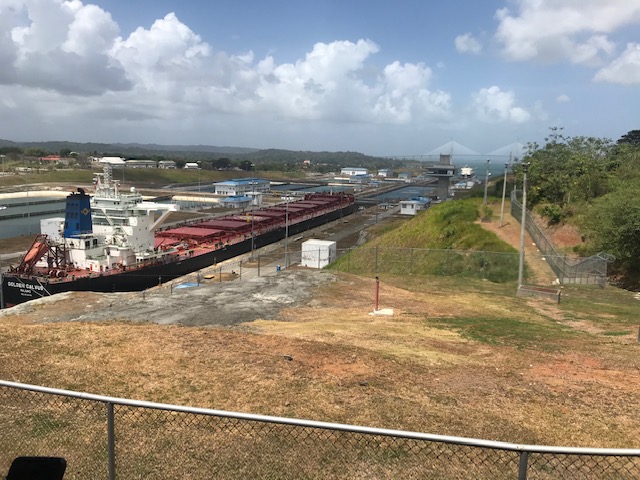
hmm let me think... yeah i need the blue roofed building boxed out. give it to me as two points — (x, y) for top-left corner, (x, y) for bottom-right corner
(213, 178), (270, 196)
(399, 196), (432, 216)
(220, 195), (253, 209)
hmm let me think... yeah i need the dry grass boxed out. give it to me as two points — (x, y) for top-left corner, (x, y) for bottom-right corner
(2, 271), (640, 451)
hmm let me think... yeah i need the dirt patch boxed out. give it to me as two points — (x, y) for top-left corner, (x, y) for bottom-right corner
(0, 270), (337, 327)
(477, 203), (557, 285)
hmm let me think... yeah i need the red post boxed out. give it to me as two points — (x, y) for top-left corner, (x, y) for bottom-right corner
(375, 276), (379, 311)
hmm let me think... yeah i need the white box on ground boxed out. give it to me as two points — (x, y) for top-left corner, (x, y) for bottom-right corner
(301, 239), (337, 269)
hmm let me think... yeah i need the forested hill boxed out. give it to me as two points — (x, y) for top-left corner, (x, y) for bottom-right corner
(0, 140), (392, 167)
(0, 139), (258, 157)
(515, 128), (640, 289)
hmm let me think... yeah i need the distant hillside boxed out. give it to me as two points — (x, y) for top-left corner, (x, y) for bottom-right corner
(0, 139), (258, 157)
(0, 139), (395, 167)
(236, 148), (392, 165)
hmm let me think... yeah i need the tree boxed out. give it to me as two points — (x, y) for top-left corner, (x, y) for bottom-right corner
(582, 185), (640, 273)
(523, 128), (612, 206)
(237, 160), (253, 171)
(617, 129), (640, 147)
(212, 158), (231, 170)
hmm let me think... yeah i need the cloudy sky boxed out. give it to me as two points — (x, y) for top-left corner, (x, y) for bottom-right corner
(1, 0), (639, 156)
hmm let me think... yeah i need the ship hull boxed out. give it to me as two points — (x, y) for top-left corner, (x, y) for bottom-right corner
(2, 203), (354, 308)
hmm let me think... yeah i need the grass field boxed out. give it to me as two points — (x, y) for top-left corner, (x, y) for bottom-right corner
(1, 271), (639, 448)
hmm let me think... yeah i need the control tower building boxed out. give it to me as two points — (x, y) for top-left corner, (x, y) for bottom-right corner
(425, 154), (456, 200)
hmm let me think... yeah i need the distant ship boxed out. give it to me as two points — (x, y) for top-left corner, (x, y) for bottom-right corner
(451, 165), (480, 190)
(0, 205), (7, 210)
(1, 163), (355, 308)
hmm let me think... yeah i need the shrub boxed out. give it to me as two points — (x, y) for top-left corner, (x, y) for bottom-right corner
(540, 204), (563, 225)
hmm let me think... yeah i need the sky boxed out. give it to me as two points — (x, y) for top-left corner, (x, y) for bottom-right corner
(0, 0), (639, 157)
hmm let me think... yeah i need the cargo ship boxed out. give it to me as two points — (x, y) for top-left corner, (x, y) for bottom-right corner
(1, 164), (355, 308)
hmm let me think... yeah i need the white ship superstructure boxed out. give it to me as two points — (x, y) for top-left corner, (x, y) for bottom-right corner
(50, 162), (179, 273)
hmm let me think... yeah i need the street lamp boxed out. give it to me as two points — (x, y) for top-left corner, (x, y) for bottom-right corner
(499, 162), (509, 227)
(284, 197), (289, 268)
(517, 162), (530, 288)
(250, 180), (256, 259)
(482, 158), (490, 208)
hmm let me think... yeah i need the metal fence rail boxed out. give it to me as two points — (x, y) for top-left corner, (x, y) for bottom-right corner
(510, 190), (609, 286)
(1, 381), (639, 479)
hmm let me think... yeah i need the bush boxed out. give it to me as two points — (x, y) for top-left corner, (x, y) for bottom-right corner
(540, 204), (563, 225)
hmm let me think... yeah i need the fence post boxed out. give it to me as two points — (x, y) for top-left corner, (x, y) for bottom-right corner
(409, 248), (413, 275)
(518, 451), (529, 480)
(239, 261), (242, 280)
(347, 248), (350, 273)
(258, 253), (261, 277)
(483, 250), (486, 279)
(375, 246), (379, 273)
(107, 402), (116, 480)
(219, 266), (222, 283)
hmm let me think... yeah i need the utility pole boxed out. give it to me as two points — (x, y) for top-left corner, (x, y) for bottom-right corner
(499, 162), (508, 227)
(483, 158), (490, 208)
(250, 180), (256, 259)
(518, 163), (530, 289)
(284, 198), (289, 268)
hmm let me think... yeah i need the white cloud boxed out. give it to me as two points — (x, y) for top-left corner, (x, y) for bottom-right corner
(594, 43), (640, 85)
(2, 0), (129, 94)
(495, 1), (640, 65)
(455, 33), (482, 55)
(0, 1), (453, 131)
(472, 86), (531, 123)
(556, 94), (571, 103)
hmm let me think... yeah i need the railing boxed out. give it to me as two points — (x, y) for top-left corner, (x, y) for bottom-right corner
(1, 381), (639, 479)
(510, 190), (609, 286)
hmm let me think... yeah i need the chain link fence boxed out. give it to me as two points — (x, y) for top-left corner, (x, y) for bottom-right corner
(328, 246), (523, 282)
(1, 381), (639, 479)
(511, 190), (610, 286)
(138, 246), (530, 295)
(139, 245), (572, 294)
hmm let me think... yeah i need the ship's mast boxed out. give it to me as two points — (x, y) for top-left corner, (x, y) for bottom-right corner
(95, 161), (120, 198)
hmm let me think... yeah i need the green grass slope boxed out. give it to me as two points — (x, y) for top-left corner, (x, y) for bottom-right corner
(330, 199), (520, 282)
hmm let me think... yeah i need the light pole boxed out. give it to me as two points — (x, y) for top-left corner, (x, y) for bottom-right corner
(250, 180), (256, 259)
(499, 162), (509, 227)
(284, 197), (289, 268)
(517, 163), (530, 289)
(483, 158), (490, 208)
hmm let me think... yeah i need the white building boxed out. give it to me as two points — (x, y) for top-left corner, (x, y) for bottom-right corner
(378, 169), (392, 177)
(125, 160), (157, 168)
(399, 198), (431, 216)
(213, 178), (270, 196)
(184, 162), (200, 169)
(100, 157), (126, 167)
(301, 239), (337, 269)
(341, 167), (368, 176)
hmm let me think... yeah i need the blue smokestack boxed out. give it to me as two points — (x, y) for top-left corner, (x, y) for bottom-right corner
(63, 188), (93, 238)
